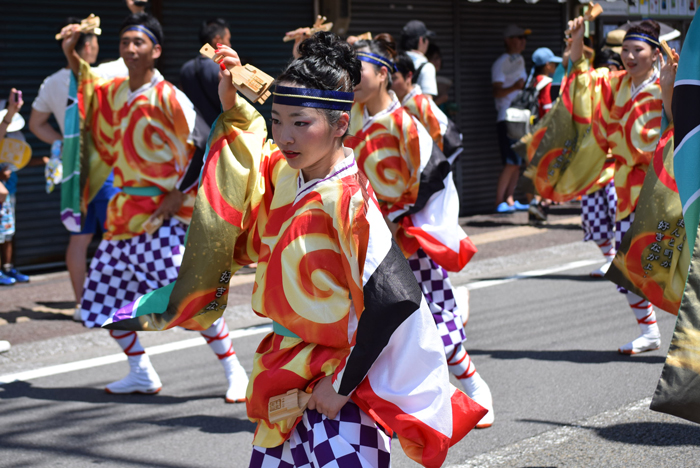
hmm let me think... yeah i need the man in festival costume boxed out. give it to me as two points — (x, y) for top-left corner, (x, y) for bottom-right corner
(524, 17), (667, 354)
(30, 17), (128, 315)
(104, 31), (486, 467)
(59, 13), (248, 401)
(348, 35), (493, 428)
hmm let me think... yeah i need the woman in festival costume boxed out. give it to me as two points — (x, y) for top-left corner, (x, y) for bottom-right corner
(193, 32), (485, 467)
(565, 17), (671, 354)
(59, 13), (248, 401)
(347, 35), (493, 428)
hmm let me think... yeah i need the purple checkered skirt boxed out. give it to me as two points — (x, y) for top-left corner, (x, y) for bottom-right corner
(249, 401), (391, 468)
(581, 180), (617, 242)
(408, 248), (466, 351)
(80, 218), (186, 328)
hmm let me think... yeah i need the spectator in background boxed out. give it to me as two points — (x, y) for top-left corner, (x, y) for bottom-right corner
(492, 24), (529, 213)
(180, 18), (231, 126)
(29, 17), (127, 316)
(0, 89), (30, 286)
(594, 48), (623, 71)
(400, 20), (438, 99)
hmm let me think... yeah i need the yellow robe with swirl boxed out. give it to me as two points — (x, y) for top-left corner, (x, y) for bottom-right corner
(567, 58), (662, 220)
(78, 59), (197, 239)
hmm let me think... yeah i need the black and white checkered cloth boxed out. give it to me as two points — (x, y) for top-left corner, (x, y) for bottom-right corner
(249, 401), (391, 468)
(408, 248), (466, 351)
(581, 181), (617, 242)
(80, 218), (186, 328)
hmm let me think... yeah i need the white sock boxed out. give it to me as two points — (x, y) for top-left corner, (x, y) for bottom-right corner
(200, 318), (235, 360)
(447, 346), (475, 380)
(626, 292), (659, 336)
(110, 329), (145, 356)
(595, 238), (615, 262)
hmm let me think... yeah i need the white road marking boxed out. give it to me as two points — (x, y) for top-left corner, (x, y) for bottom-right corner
(457, 259), (602, 292)
(0, 323), (273, 385)
(0, 259), (602, 385)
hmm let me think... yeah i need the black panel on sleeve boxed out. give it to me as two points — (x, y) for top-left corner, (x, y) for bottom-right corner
(337, 241), (423, 395)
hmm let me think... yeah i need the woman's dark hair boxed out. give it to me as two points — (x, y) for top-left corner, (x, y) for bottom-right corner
(626, 20), (661, 45)
(276, 31), (361, 132)
(395, 52), (416, 81)
(199, 18), (229, 46)
(353, 33), (397, 90)
(594, 48), (622, 69)
(58, 17), (95, 54)
(120, 12), (164, 46)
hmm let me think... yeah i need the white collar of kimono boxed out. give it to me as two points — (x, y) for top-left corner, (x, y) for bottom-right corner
(401, 84), (423, 106)
(361, 90), (401, 131)
(629, 66), (659, 100)
(296, 147), (357, 199)
(126, 68), (165, 104)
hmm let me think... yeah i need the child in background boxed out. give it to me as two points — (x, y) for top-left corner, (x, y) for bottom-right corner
(0, 89), (30, 286)
(527, 48), (562, 223)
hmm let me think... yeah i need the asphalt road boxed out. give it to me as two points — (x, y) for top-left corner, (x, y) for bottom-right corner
(1, 209), (699, 467)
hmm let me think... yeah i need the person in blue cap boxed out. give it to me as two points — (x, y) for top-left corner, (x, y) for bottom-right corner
(531, 47), (562, 119)
(524, 48), (562, 223)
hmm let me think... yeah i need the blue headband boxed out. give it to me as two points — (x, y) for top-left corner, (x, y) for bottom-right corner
(357, 51), (398, 72)
(272, 85), (354, 111)
(623, 32), (660, 48)
(121, 25), (159, 45)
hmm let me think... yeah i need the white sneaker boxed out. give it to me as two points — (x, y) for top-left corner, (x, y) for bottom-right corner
(590, 258), (614, 278)
(618, 323), (661, 355)
(221, 355), (249, 403)
(72, 306), (82, 322)
(460, 371), (494, 428)
(105, 354), (162, 394)
(0, 340), (10, 353)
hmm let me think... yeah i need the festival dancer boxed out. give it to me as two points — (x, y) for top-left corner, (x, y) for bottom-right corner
(564, 17), (668, 354)
(392, 52), (462, 164)
(59, 13), (248, 401)
(347, 35), (493, 428)
(108, 31), (486, 467)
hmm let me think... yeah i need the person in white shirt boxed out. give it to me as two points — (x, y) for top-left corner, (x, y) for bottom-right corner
(492, 24), (529, 213)
(29, 17), (128, 315)
(400, 20), (438, 98)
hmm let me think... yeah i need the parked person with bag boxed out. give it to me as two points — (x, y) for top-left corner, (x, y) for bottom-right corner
(492, 25), (529, 213)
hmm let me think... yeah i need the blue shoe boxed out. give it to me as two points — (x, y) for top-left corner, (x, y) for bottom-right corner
(0, 272), (16, 286)
(496, 202), (515, 213)
(5, 268), (29, 283)
(513, 201), (529, 211)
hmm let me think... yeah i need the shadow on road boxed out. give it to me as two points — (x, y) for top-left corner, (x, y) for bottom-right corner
(468, 349), (666, 364)
(0, 380), (215, 405)
(518, 419), (700, 446)
(0, 301), (76, 323)
(151, 414), (256, 434)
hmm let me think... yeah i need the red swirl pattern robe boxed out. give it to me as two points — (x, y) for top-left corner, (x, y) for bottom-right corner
(566, 58), (662, 220)
(77, 59), (197, 239)
(346, 98), (476, 272)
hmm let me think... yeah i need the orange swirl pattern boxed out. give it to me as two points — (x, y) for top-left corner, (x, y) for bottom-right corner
(346, 102), (422, 220)
(570, 60), (662, 220)
(403, 93), (443, 151)
(78, 60), (197, 240)
(237, 147), (373, 447)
